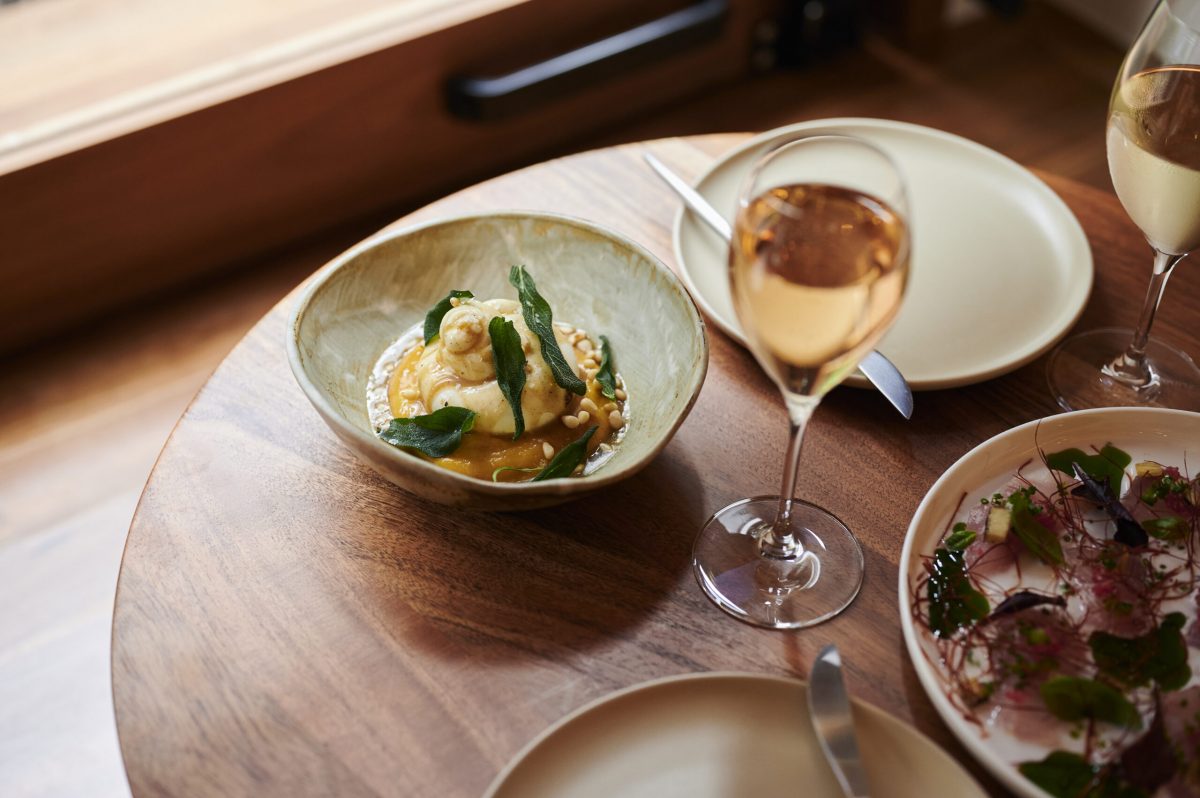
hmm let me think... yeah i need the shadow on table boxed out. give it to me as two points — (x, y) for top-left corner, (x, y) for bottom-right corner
(342, 446), (706, 662)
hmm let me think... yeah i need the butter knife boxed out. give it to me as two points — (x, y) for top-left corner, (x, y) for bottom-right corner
(643, 152), (914, 420)
(809, 644), (872, 798)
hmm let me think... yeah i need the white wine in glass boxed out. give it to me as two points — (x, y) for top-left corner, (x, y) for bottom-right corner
(1048, 0), (1200, 411)
(692, 134), (910, 629)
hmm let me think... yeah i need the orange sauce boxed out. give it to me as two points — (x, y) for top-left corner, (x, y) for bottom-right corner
(387, 342), (622, 482)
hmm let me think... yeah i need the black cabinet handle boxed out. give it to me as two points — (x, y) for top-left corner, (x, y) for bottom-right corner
(446, 0), (729, 121)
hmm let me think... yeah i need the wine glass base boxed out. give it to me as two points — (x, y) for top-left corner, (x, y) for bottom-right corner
(1047, 328), (1200, 412)
(692, 497), (864, 630)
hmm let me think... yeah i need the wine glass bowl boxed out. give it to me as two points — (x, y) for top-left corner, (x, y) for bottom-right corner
(1048, 0), (1200, 411)
(692, 134), (911, 629)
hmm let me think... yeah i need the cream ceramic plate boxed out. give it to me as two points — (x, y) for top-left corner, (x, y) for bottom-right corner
(673, 118), (1093, 389)
(484, 672), (986, 798)
(899, 407), (1200, 798)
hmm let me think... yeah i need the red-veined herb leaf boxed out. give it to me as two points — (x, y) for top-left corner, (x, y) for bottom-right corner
(596, 335), (617, 400)
(1090, 613), (1191, 691)
(1039, 676), (1142, 729)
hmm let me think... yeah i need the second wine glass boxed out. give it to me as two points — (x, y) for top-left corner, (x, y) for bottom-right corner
(693, 134), (911, 629)
(1047, 0), (1200, 411)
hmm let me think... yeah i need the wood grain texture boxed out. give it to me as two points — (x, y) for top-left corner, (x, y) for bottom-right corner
(110, 135), (1200, 797)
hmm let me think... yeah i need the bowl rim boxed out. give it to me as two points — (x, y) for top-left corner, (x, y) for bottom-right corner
(285, 209), (709, 497)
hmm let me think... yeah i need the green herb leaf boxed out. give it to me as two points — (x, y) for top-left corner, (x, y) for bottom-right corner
(945, 523), (976, 551)
(379, 407), (476, 458)
(1039, 676), (1142, 729)
(927, 548), (990, 638)
(1009, 490), (1065, 566)
(532, 425), (597, 481)
(508, 266), (586, 396)
(1090, 613), (1191, 691)
(423, 290), (474, 344)
(491, 465), (542, 482)
(1142, 516), (1187, 541)
(488, 316), (527, 440)
(1019, 751), (1100, 798)
(1020, 751), (1149, 798)
(596, 335), (617, 400)
(1046, 444), (1131, 497)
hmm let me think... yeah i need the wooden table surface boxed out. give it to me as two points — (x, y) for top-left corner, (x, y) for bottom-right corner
(111, 134), (1198, 797)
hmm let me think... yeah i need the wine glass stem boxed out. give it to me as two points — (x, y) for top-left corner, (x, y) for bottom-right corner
(760, 395), (820, 559)
(1105, 249), (1184, 386)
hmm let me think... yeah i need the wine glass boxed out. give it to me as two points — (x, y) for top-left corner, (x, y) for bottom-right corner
(1047, 0), (1200, 411)
(692, 134), (911, 629)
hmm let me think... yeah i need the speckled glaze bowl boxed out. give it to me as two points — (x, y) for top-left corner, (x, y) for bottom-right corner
(287, 211), (708, 511)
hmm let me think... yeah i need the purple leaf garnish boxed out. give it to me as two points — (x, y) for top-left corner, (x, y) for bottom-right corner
(1118, 695), (1175, 792)
(1071, 462), (1148, 547)
(990, 590), (1067, 619)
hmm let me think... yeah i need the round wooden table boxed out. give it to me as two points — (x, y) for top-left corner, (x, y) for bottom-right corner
(111, 134), (1197, 797)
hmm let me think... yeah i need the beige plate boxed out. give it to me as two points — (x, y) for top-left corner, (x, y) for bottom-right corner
(674, 118), (1093, 390)
(484, 672), (986, 798)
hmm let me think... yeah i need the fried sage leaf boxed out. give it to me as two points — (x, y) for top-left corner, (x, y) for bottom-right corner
(379, 407), (476, 458)
(532, 425), (597, 481)
(488, 316), (527, 440)
(1039, 676), (1142, 729)
(508, 266), (586, 396)
(596, 335), (618, 400)
(423, 290), (474, 344)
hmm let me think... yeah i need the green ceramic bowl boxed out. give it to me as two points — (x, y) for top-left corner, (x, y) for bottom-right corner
(287, 212), (709, 510)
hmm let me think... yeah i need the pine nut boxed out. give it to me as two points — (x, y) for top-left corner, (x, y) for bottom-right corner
(577, 410), (590, 424)
(602, 402), (617, 414)
(569, 331), (585, 344)
(608, 411), (624, 429)
(449, 297), (462, 307)
(615, 388), (627, 400)
(581, 358), (598, 370)
(580, 398), (599, 415)
(576, 338), (594, 353)
(542, 442), (554, 459)
(562, 414), (580, 429)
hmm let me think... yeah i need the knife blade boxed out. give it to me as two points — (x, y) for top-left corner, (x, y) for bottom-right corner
(809, 645), (872, 798)
(643, 152), (914, 420)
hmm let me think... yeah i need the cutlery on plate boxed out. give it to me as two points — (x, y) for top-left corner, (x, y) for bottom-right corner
(809, 644), (872, 798)
(642, 152), (914, 420)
